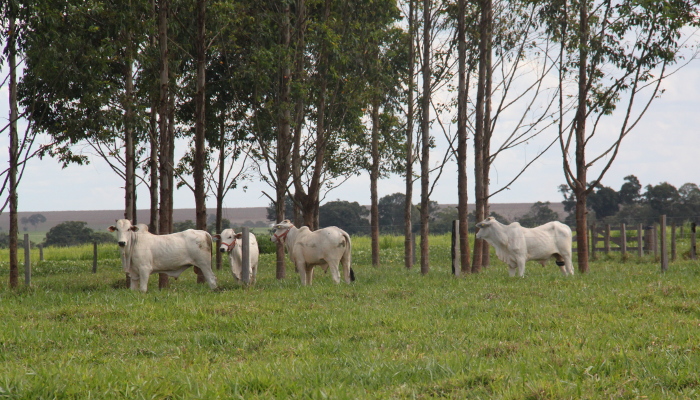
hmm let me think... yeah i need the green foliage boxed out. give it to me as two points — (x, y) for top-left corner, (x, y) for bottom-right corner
(517, 201), (561, 228)
(1, 237), (700, 398)
(319, 200), (370, 235)
(44, 221), (115, 247)
(173, 220), (196, 232)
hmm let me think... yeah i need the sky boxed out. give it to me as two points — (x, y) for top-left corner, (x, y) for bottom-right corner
(1, 56), (699, 214)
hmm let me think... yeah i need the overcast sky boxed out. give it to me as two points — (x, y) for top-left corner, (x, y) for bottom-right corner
(1, 56), (699, 213)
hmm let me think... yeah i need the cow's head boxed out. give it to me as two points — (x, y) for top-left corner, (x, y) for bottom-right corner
(108, 219), (139, 248)
(213, 229), (242, 253)
(475, 217), (497, 240)
(270, 220), (294, 243)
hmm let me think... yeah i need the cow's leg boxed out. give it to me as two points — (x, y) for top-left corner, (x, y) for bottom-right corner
(554, 254), (568, 275)
(251, 263), (258, 284)
(297, 262), (307, 286)
(305, 265), (315, 286)
(138, 268), (150, 292)
(329, 261), (341, 284)
(129, 274), (140, 291)
(197, 265), (218, 289)
(517, 260), (526, 277)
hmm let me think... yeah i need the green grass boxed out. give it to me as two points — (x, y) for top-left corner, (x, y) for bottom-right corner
(0, 236), (699, 399)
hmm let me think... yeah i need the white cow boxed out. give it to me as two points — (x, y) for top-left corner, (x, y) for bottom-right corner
(214, 229), (259, 284)
(475, 217), (574, 277)
(271, 220), (354, 286)
(109, 219), (217, 292)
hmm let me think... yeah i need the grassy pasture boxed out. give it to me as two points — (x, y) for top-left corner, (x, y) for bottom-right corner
(0, 236), (699, 399)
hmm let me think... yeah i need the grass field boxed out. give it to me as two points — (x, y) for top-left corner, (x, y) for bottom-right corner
(0, 235), (699, 399)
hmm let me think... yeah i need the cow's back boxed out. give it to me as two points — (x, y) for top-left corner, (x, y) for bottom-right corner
(133, 229), (211, 270)
(523, 221), (571, 258)
(295, 226), (348, 263)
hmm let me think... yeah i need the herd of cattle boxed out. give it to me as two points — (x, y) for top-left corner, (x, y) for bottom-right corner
(109, 216), (574, 292)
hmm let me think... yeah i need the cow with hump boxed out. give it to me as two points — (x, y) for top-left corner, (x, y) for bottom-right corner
(109, 219), (217, 292)
(271, 220), (355, 286)
(475, 217), (574, 277)
(214, 229), (259, 284)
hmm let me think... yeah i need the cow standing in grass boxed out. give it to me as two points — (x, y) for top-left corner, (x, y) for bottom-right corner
(271, 220), (354, 286)
(214, 229), (259, 284)
(475, 217), (574, 277)
(109, 219), (217, 292)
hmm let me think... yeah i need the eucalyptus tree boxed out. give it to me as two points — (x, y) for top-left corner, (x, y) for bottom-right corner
(357, 1), (408, 267)
(541, 0), (700, 272)
(289, 0), (385, 229)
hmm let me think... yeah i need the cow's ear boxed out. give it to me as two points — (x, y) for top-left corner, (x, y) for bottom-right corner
(108, 226), (116, 232)
(130, 225), (139, 232)
(213, 234), (221, 240)
(235, 233), (243, 239)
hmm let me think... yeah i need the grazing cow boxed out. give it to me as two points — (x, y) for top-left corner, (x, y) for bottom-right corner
(271, 220), (354, 286)
(475, 217), (574, 277)
(214, 229), (259, 284)
(108, 219), (217, 292)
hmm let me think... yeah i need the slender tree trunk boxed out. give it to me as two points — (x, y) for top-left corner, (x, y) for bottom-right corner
(148, 0), (159, 234)
(575, 0), (590, 273)
(420, 0), (431, 275)
(192, 0), (207, 284)
(194, 0), (207, 231)
(456, 0), (471, 274)
(404, 0), (415, 270)
(124, 39), (136, 223)
(275, 1), (294, 279)
(481, 1), (493, 268)
(370, 100), (380, 267)
(149, 102), (159, 233)
(215, 117), (226, 271)
(472, 0), (490, 273)
(291, 0), (306, 231)
(157, 0), (171, 288)
(8, 15), (19, 289)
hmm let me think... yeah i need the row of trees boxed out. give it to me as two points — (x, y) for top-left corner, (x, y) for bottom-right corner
(3, 0), (699, 287)
(561, 176), (700, 225)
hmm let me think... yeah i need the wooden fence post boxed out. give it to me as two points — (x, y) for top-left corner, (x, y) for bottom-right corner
(241, 227), (250, 285)
(637, 224), (643, 258)
(691, 223), (697, 260)
(604, 224), (611, 254)
(39, 244), (44, 261)
(653, 224), (658, 259)
(451, 220), (460, 277)
(92, 242), (98, 273)
(24, 234), (31, 286)
(671, 222), (677, 262)
(412, 232), (417, 265)
(660, 215), (668, 272)
(621, 223), (627, 259)
(590, 224), (597, 260)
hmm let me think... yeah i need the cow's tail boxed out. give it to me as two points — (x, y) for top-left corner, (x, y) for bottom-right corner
(341, 232), (354, 282)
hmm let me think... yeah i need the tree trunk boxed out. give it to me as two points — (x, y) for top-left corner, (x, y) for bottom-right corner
(404, 0), (415, 271)
(215, 118), (226, 271)
(481, 3), (493, 268)
(472, 0), (490, 274)
(8, 15), (19, 289)
(157, 0), (171, 289)
(420, 0), (431, 275)
(575, 0), (590, 273)
(149, 102), (159, 233)
(370, 100), (380, 267)
(194, 0), (207, 232)
(124, 38), (136, 223)
(456, 0), (471, 274)
(275, 1), (295, 279)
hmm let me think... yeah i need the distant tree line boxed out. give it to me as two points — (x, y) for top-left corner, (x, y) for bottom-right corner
(560, 175), (700, 225)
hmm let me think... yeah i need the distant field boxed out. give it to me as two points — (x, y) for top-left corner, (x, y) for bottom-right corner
(0, 235), (698, 399)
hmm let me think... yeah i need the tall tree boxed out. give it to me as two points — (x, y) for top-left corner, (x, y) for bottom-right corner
(456, 0), (471, 274)
(193, 0), (207, 231)
(404, 0), (416, 270)
(419, 0), (432, 275)
(544, 0), (700, 272)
